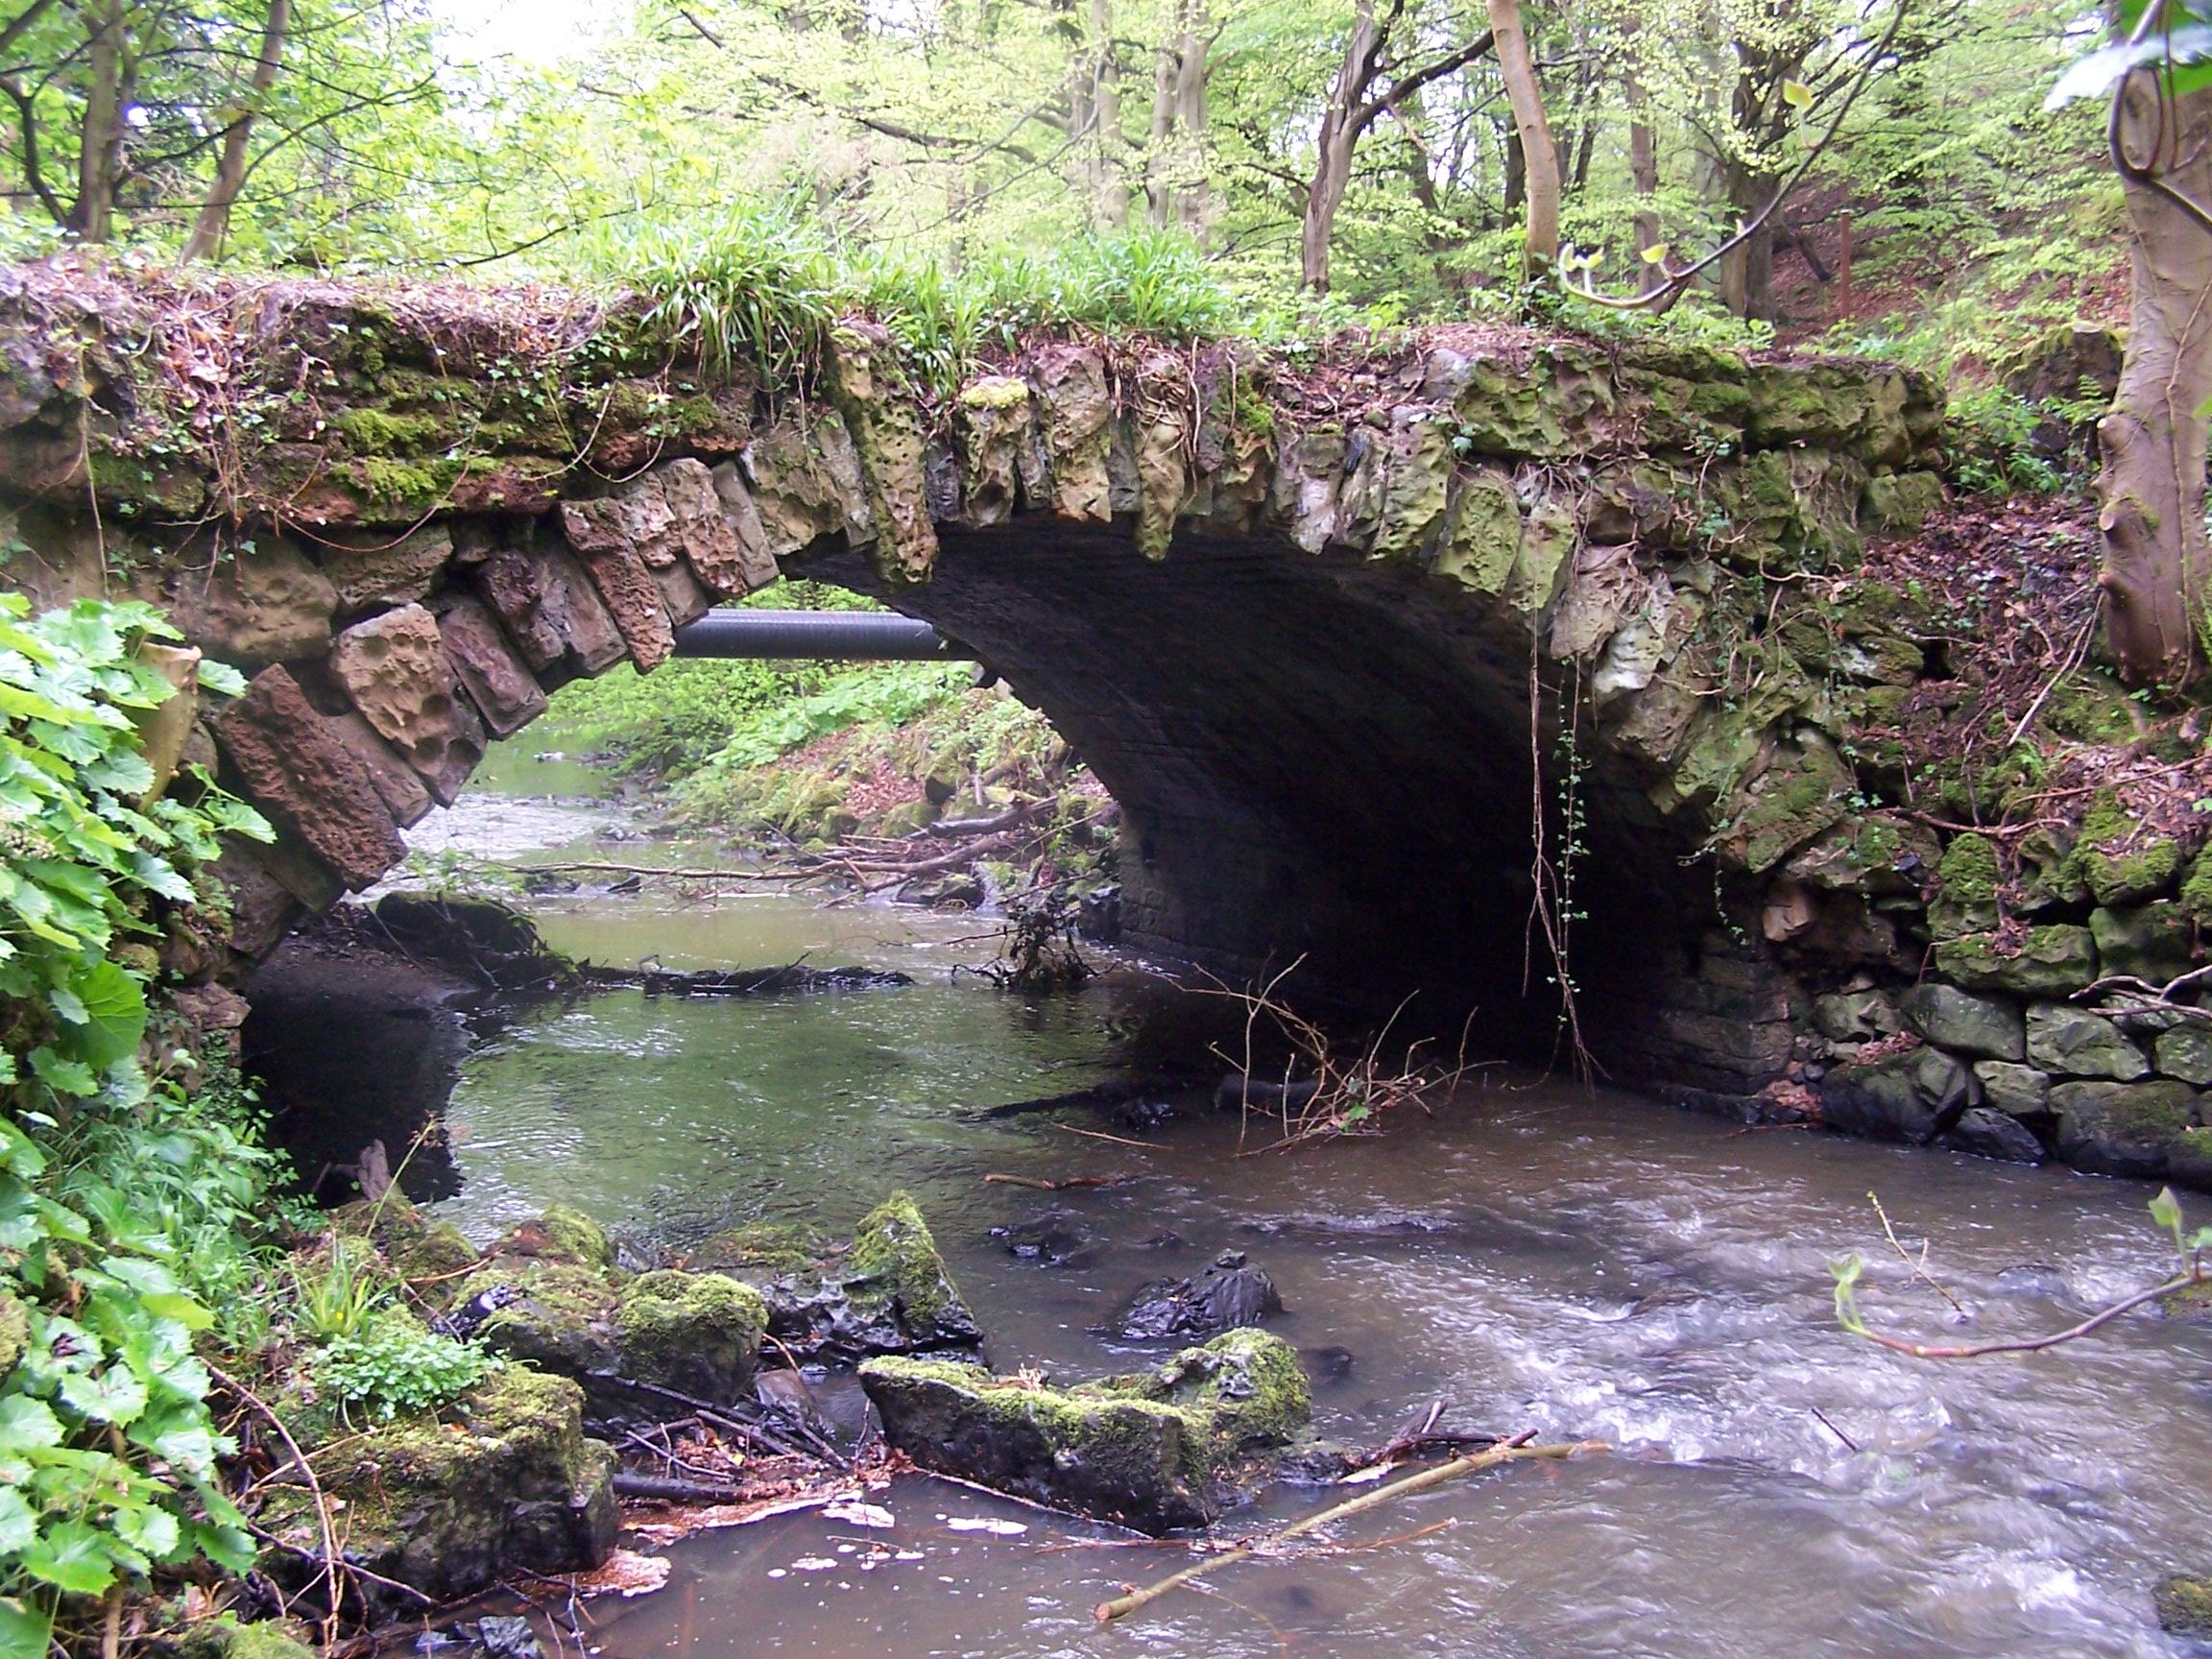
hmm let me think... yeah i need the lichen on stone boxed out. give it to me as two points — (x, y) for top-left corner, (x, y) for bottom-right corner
(844, 1190), (976, 1343)
(614, 1268), (766, 1398)
(2074, 788), (2183, 907)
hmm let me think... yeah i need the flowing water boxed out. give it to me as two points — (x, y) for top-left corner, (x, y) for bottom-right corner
(405, 794), (2212, 1659)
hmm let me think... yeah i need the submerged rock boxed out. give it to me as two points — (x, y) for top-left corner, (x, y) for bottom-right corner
(1939, 1106), (2048, 1165)
(859, 1328), (1313, 1531)
(2052, 1079), (2200, 1180)
(264, 1368), (615, 1608)
(1115, 1250), (1284, 1342)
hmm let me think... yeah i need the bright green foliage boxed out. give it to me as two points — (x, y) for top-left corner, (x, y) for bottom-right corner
(684, 662), (971, 782)
(312, 1322), (499, 1423)
(0, 597), (276, 1650)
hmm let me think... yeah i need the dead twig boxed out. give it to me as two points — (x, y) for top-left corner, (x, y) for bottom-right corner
(210, 1364), (344, 1644)
(1870, 1190), (1967, 1317)
(1094, 1433), (1604, 1623)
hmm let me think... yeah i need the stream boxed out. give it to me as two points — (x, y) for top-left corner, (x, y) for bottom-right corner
(390, 785), (2211, 1658)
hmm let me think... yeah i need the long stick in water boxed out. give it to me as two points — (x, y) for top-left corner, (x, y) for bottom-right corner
(1093, 1432), (1603, 1624)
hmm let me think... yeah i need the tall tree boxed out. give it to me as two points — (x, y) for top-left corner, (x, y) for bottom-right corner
(180, 0), (291, 262)
(1485, 0), (1556, 266)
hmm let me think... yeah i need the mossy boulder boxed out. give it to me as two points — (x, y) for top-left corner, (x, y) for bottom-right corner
(1781, 813), (1939, 897)
(2074, 790), (2183, 907)
(1719, 733), (1854, 873)
(1819, 1046), (1971, 1144)
(1898, 983), (2022, 1060)
(687, 1220), (826, 1277)
(0, 1286), (25, 1375)
(2177, 849), (2212, 926)
(2014, 827), (2088, 913)
(2155, 1026), (2212, 1085)
(1861, 470), (1945, 535)
(613, 1270), (767, 1401)
(2026, 1003), (2148, 1079)
(2156, 1575), (2212, 1637)
(265, 1367), (615, 1608)
(859, 1328), (1312, 1532)
(2051, 1078), (2200, 1180)
(452, 1211), (764, 1411)
(1934, 926), (2098, 997)
(835, 1191), (981, 1354)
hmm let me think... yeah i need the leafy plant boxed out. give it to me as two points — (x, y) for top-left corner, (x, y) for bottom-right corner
(312, 1324), (496, 1423)
(282, 1240), (386, 1343)
(0, 596), (276, 1651)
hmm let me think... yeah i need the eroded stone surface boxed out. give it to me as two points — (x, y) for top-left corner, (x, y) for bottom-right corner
(328, 603), (485, 802)
(439, 597), (547, 736)
(211, 665), (402, 889)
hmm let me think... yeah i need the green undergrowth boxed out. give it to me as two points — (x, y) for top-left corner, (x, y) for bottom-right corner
(587, 204), (1232, 397)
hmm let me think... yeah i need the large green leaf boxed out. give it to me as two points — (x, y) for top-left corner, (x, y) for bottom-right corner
(54, 958), (147, 1070)
(0, 1596), (53, 1659)
(20, 1519), (119, 1595)
(0, 1398), (63, 1454)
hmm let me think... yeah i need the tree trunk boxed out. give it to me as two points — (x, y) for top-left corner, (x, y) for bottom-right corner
(1170, 7), (1210, 240)
(1718, 165), (1776, 319)
(1486, 0), (1558, 266)
(1300, 0), (1380, 293)
(1084, 0), (1129, 228)
(1623, 26), (1660, 291)
(72, 0), (124, 242)
(1503, 130), (1524, 213)
(180, 0), (289, 264)
(2098, 74), (2212, 689)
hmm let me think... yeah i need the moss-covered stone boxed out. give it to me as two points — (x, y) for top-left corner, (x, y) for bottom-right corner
(488, 1205), (614, 1272)
(841, 1191), (981, 1351)
(2075, 789), (2183, 906)
(2177, 848), (2212, 926)
(1432, 468), (1521, 595)
(859, 1328), (1312, 1532)
(687, 1220), (826, 1276)
(1719, 732), (1854, 872)
(2156, 1575), (2212, 1636)
(1781, 812), (1939, 896)
(266, 1367), (614, 1608)
(2014, 826), (2088, 912)
(175, 1617), (318, 1659)
(1935, 926), (2098, 996)
(1860, 470), (1945, 535)
(331, 1195), (479, 1290)
(2090, 901), (2199, 985)
(2052, 1078), (2200, 1179)
(614, 1269), (766, 1401)
(461, 1257), (621, 1381)
(1931, 833), (2002, 939)
(2037, 671), (2142, 746)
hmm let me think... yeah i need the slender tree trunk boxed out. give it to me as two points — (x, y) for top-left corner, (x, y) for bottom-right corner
(1089, 0), (1129, 228)
(1170, 6), (1210, 240)
(1503, 129), (1525, 214)
(1625, 71), (1660, 290)
(1718, 163), (1778, 318)
(1486, 0), (1558, 265)
(180, 0), (289, 264)
(2097, 74), (2212, 688)
(1300, 0), (1380, 293)
(1146, 30), (1174, 227)
(72, 0), (125, 242)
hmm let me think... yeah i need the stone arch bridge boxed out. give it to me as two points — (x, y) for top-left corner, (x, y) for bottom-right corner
(0, 266), (1955, 1099)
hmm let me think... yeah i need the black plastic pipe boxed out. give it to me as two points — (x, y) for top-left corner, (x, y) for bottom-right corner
(670, 609), (972, 661)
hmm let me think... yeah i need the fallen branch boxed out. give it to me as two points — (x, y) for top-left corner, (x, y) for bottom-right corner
(1054, 1121), (1158, 1149)
(1844, 1272), (2197, 1358)
(1093, 1433), (1602, 1623)
(983, 1172), (1127, 1190)
(612, 1472), (749, 1503)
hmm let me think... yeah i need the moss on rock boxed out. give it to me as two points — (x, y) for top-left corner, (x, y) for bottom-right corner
(175, 1618), (319, 1659)
(859, 1328), (1312, 1532)
(1935, 926), (2098, 997)
(843, 1191), (981, 1350)
(2075, 789), (2183, 907)
(614, 1269), (766, 1400)
(1931, 833), (2002, 939)
(266, 1367), (615, 1608)
(2156, 1575), (2212, 1636)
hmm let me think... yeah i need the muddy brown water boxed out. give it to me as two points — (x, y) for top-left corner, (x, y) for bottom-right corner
(400, 801), (2212, 1657)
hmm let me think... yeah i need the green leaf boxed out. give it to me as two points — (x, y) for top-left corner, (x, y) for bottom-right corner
(28, 1047), (98, 1097)
(2151, 1186), (2182, 1233)
(111, 1503), (179, 1561)
(0, 1596), (54, 1659)
(59, 1366), (150, 1427)
(194, 659), (248, 698)
(0, 1491), (30, 1555)
(21, 1519), (119, 1594)
(1782, 78), (1813, 110)
(0, 1397), (63, 1454)
(54, 958), (147, 1070)
(138, 1293), (213, 1330)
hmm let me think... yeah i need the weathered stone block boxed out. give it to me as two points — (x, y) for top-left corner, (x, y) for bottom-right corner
(559, 499), (676, 673)
(953, 375), (1033, 528)
(211, 665), (402, 890)
(2026, 1003), (2149, 1079)
(1861, 470), (1945, 535)
(1819, 1046), (1970, 1143)
(319, 525), (455, 615)
(162, 534), (337, 668)
(329, 602), (486, 802)
(210, 841), (302, 957)
(1901, 983), (2024, 1060)
(653, 457), (749, 596)
(1941, 1107), (2047, 1164)
(1930, 833), (2001, 940)
(2053, 1078), (2199, 1179)
(323, 709), (432, 828)
(438, 598), (547, 737)
(1814, 988), (1900, 1042)
(475, 544), (627, 678)
(2156, 1025), (2212, 1085)
(1030, 343), (1112, 522)
(1971, 1060), (2049, 1118)
(2090, 901), (2198, 985)
(828, 323), (940, 582)
(1935, 926), (2098, 996)
(2076, 789), (2182, 906)
(708, 460), (783, 590)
